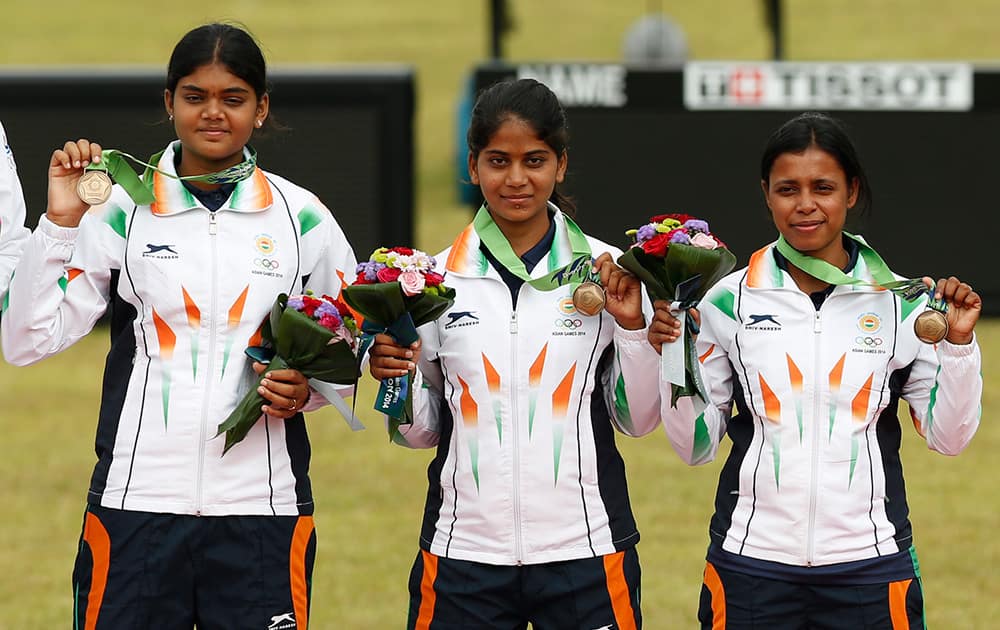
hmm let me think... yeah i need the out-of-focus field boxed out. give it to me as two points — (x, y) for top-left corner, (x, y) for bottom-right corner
(2, 1), (999, 627)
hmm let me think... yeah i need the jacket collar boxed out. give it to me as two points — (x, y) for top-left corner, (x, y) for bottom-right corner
(445, 203), (580, 277)
(150, 141), (273, 216)
(746, 239), (881, 293)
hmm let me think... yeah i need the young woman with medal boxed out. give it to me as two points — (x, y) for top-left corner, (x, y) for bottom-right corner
(649, 112), (982, 629)
(1, 24), (357, 629)
(368, 78), (661, 629)
(0, 120), (29, 311)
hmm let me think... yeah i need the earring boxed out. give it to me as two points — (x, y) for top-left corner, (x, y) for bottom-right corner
(168, 114), (174, 121)
(255, 120), (263, 128)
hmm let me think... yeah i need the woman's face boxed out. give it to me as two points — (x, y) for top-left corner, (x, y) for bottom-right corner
(469, 116), (567, 234)
(762, 145), (858, 265)
(164, 62), (268, 176)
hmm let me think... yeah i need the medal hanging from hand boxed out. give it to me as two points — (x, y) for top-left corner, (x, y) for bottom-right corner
(75, 146), (257, 206)
(572, 268), (606, 316)
(913, 289), (949, 344)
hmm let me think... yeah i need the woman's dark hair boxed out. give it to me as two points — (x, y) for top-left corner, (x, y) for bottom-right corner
(467, 78), (576, 215)
(166, 23), (268, 101)
(760, 112), (872, 215)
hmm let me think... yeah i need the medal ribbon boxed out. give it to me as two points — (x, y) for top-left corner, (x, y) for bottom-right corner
(774, 232), (926, 302)
(472, 204), (598, 290)
(85, 146), (258, 206)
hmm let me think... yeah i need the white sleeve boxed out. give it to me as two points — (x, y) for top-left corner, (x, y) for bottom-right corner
(603, 292), (662, 437)
(391, 322), (445, 449)
(903, 336), (982, 456)
(659, 299), (736, 465)
(1, 211), (118, 365)
(0, 122), (29, 302)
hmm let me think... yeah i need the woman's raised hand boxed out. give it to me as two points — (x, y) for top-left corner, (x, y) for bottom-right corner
(925, 276), (981, 345)
(594, 252), (644, 330)
(648, 300), (699, 354)
(370, 333), (421, 380)
(47, 139), (103, 228)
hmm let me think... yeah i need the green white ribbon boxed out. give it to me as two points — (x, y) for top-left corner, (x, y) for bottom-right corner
(84, 146), (258, 206)
(775, 232), (926, 301)
(473, 205), (599, 291)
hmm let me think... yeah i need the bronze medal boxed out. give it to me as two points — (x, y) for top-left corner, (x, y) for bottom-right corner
(914, 308), (949, 344)
(76, 170), (113, 205)
(572, 281), (606, 317)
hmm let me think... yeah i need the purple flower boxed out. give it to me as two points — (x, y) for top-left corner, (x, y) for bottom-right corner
(314, 301), (341, 322)
(683, 219), (709, 233)
(287, 296), (305, 310)
(669, 231), (691, 244)
(355, 261), (384, 282)
(636, 224), (657, 242)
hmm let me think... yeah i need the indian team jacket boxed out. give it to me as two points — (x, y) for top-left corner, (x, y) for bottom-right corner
(1, 142), (357, 517)
(660, 241), (982, 567)
(395, 210), (663, 566)
(0, 121), (29, 301)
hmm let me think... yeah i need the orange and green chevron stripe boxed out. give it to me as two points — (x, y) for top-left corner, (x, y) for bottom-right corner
(551, 363), (576, 484)
(221, 286), (250, 379)
(152, 308), (176, 428)
(182, 287), (201, 380)
(457, 375), (480, 490)
(758, 372), (781, 489)
(528, 344), (548, 437)
(849, 373), (874, 486)
(482, 353), (502, 444)
(786, 354), (803, 443)
(828, 354), (846, 439)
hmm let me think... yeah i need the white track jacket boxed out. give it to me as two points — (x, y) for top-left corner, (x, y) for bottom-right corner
(0, 121), (29, 302)
(395, 210), (662, 566)
(1, 142), (357, 516)
(661, 242), (982, 568)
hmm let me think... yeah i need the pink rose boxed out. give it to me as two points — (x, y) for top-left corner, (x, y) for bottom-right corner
(690, 232), (719, 249)
(398, 270), (426, 296)
(376, 267), (402, 283)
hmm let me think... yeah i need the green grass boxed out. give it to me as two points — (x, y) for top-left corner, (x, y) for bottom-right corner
(3, 1), (1000, 627)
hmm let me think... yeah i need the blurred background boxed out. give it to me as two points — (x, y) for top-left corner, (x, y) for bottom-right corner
(2, 1), (999, 627)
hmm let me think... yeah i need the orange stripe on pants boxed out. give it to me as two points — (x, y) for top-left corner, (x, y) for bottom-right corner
(289, 516), (315, 630)
(703, 562), (726, 630)
(82, 511), (111, 630)
(414, 550), (439, 630)
(888, 578), (912, 629)
(603, 551), (637, 630)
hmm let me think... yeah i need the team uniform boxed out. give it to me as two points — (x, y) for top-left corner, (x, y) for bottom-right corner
(0, 121), (29, 304)
(396, 208), (661, 629)
(660, 239), (982, 629)
(1, 141), (357, 630)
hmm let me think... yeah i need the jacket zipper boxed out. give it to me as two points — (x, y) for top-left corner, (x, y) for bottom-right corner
(806, 306), (822, 564)
(509, 307), (523, 564)
(195, 211), (220, 514)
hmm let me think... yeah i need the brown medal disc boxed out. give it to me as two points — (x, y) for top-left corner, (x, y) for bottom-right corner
(914, 308), (949, 344)
(76, 170), (113, 205)
(572, 281), (606, 317)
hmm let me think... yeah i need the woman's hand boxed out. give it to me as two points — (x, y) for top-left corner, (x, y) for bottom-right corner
(251, 362), (311, 419)
(594, 252), (644, 330)
(369, 333), (421, 380)
(925, 276), (981, 345)
(648, 299), (699, 354)
(47, 139), (103, 228)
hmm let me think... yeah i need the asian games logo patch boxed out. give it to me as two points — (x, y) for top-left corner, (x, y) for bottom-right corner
(857, 312), (881, 334)
(251, 233), (284, 278)
(556, 296), (577, 316)
(255, 234), (276, 256)
(552, 296), (586, 336)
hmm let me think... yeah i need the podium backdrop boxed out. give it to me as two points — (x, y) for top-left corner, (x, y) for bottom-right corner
(0, 67), (414, 258)
(473, 62), (1000, 314)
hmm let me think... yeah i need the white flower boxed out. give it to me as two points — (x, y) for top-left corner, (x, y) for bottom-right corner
(690, 232), (719, 250)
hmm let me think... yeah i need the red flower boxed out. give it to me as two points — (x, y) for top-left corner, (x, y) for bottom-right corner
(390, 246), (414, 255)
(351, 275), (373, 285)
(650, 213), (693, 225)
(377, 267), (402, 283)
(318, 313), (340, 332)
(424, 271), (446, 287)
(301, 295), (323, 317)
(640, 232), (672, 257)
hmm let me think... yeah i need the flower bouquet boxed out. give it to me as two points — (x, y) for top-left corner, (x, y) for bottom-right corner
(617, 214), (736, 409)
(215, 291), (361, 455)
(342, 247), (456, 438)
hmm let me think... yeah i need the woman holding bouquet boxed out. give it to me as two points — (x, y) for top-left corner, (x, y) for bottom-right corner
(1, 24), (356, 629)
(649, 112), (982, 629)
(369, 78), (662, 629)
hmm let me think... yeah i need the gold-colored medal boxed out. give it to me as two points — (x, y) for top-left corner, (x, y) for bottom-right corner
(572, 281), (606, 317)
(914, 308), (949, 344)
(76, 170), (113, 205)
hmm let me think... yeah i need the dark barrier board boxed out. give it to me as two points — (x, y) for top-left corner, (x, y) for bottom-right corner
(473, 63), (1000, 314)
(0, 67), (414, 259)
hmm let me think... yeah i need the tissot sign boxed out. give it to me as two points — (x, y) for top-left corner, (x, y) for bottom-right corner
(684, 62), (973, 111)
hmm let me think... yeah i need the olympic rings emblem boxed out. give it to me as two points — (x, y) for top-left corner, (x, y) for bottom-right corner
(855, 336), (883, 346)
(254, 258), (280, 270)
(555, 318), (584, 328)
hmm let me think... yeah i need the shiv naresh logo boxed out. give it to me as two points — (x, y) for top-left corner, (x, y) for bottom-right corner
(268, 612), (296, 629)
(142, 243), (179, 259)
(746, 313), (781, 330)
(444, 310), (480, 329)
